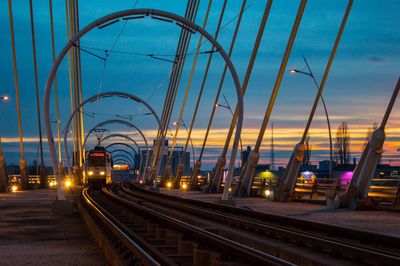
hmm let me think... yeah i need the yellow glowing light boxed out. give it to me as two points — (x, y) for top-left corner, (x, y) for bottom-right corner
(228, 187), (232, 192)
(181, 183), (187, 190)
(88, 171), (94, 176)
(166, 182), (172, 188)
(264, 189), (271, 197)
(100, 171), (105, 176)
(11, 185), (17, 192)
(3, 96), (9, 100)
(139, 180), (143, 184)
(290, 69), (297, 73)
(65, 180), (72, 188)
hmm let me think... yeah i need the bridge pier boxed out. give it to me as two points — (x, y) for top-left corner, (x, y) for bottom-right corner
(336, 128), (385, 209)
(209, 156), (226, 193)
(237, 150), (259, 197)
(277, 143), (305, 202)
(190, 160), (202, 189)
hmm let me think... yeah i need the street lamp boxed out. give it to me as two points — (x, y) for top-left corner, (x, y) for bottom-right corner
(215, 94), (243, 153)
(173, 120), (196, 168)
(290, 56), (333, 179)
(1, 96), (9, 101)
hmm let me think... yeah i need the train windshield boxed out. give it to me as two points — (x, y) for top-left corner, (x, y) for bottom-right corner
(87, 153), (108, 167)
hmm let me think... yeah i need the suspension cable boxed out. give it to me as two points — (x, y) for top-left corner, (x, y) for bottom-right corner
(29, 0), (45, 174)
(212, 0), (273, 161)
(165, 0), (213, 172)
(7, 0), (25, 161)
(198, 0), (250, 162)
(49, 0), (63, 165)
(152, 0), (199, 179)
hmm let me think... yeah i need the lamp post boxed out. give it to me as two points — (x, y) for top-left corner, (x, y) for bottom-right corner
(173, 120), (196, 170)
(215, 94), (243, 153)
(290, 56), (333, 179)
(0, 96), (10, 192)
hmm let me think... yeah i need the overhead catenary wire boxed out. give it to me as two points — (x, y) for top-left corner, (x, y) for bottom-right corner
(29, 0), (46, 187)
(49, 0), (63, 166)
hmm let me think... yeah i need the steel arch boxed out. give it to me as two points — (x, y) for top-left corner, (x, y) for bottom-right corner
(44, 9), (243, 200)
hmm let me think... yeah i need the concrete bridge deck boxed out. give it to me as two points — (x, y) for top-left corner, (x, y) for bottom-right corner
(0, 189), (107, 266)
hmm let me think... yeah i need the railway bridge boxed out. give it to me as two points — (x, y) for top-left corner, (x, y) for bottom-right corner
(1, 1), (399, 265)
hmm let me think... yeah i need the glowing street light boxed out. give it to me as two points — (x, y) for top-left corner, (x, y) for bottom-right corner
(216, 94), (243, 153)
(0, 96), (9, 101)
(290, 56), (333, 179)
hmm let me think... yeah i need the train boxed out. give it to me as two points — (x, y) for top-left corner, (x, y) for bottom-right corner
(84, 146), (112, 186)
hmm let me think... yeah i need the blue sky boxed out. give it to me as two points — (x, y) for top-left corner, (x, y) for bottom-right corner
(0, 0), (399, 169)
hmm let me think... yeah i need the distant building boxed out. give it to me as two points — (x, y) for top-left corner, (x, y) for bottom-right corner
(138, 139), (191, 176)
(241, 146), (252, 167)
(318, 160), (337, 172)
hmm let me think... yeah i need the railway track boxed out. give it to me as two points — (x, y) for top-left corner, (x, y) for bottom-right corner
(79, 187), (293, 265)
(115, 182), (400, 266)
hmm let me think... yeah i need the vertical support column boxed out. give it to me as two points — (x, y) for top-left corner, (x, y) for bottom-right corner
(7, 0), (28, 189)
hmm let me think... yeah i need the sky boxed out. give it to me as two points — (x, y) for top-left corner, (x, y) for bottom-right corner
(0, 0), (399, 170)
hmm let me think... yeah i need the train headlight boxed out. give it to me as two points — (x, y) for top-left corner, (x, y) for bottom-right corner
(264, 189), (272, 197)
(100, 171), (105, 176)
(88, 171), (94, 176)
(11, 185), (17, 192)
(65, 180), (72, 188)
(166, 182), (172, 188)
(181, 183), (187, 190)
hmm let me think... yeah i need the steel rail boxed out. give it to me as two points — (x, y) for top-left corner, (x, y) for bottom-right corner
(122, 183), (400, 264)
(80, 188), (161, 265)
(101, 187), (292, 266)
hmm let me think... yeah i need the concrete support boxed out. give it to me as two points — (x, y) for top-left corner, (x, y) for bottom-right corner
(277, 143), (305, 201)
(72, 165), (83, 186)
(190, 160), (202, 188)
(336, 77), (399, 209)
(39, 162), (47, 188)
(336, 128), (385, 209)
(173, 163), (184, 188)
(20, 159), (28, 189)
(237, 150), (259, 196)
(162, 164), (170, 184)
(209, 156), (226, 193)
